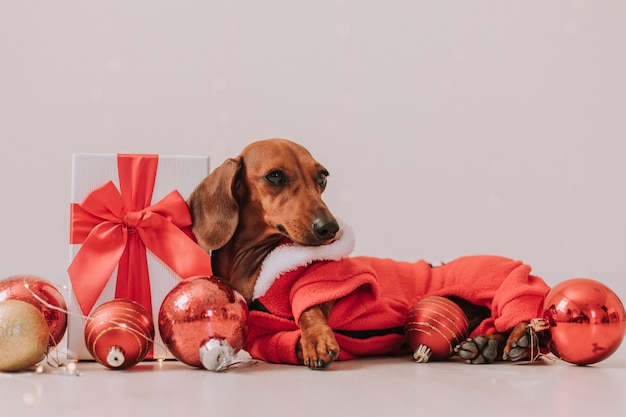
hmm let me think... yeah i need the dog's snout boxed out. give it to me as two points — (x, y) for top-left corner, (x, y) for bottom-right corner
(312, 217), (339, 240)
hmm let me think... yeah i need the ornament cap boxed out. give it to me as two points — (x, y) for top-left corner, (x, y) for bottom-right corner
(413, 344), (432, 363)
(199, 338), (236, 372)
(106, 346), (126, 368)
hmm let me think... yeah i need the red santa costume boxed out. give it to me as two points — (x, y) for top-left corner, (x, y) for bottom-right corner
(244, 220), (551, 364)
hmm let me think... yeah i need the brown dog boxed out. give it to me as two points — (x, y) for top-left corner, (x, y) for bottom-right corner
(188, 138), (547, 369)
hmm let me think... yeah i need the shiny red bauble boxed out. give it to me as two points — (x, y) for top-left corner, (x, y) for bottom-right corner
(158, 276), (248, 371)
(84, 299), (155, 369)
(544, 278), (626, 365)
(0, 275), (68, 348)
(404, 295), (469, 362)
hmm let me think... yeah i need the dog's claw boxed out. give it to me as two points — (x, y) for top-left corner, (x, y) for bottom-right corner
(303, 351), (338, 370)
(308, 358), (330, 370)
(310, 350), (339, 370)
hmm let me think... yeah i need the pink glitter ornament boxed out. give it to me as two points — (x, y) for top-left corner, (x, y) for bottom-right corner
(158, 276), (248, 371)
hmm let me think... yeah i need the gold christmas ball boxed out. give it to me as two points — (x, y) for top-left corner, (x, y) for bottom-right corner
(0, 300), (49, 372)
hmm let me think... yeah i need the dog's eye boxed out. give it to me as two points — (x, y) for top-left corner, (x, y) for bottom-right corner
(318, 171), (328, 189)
(265, 170), (289, 185)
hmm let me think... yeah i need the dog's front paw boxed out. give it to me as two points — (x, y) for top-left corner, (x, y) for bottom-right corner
(297, 328), (340, 370)
(502, 322), (540, 361)
(455, 334), (505, 364)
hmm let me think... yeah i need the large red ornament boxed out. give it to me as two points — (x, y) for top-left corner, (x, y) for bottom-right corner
(404, 295), (469, 362)
(543, 278), (625, 365)
(84, 299), (155, 369)
(0, 275), (68, 348)
(158, 276), (248, 371)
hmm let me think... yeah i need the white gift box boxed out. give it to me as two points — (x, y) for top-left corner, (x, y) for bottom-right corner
(68, 153), (210, 360)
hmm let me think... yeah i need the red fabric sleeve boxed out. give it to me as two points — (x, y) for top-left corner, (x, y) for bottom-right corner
(428, 256), (551, 335)
(288, 259), (380, 325)
(243, 311), (301, 365)
(491, 270), (550, 333)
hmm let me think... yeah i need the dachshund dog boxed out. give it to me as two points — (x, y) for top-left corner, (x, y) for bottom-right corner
(188, 138), (549, 369)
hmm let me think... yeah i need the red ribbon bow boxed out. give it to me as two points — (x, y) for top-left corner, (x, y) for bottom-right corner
(68, 154), (212, 316)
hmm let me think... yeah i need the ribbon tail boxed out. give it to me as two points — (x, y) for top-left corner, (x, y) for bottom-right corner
(68, 223), (127, 316)
(115, 232), (153, 317)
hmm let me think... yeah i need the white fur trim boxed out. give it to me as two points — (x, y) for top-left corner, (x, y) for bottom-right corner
(252, 219), (355, 299)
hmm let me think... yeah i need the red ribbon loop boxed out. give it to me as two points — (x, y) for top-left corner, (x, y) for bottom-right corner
(68, 154), (212, 316)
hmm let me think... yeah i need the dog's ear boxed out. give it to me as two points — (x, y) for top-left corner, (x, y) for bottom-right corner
(188, 157), (242, 251)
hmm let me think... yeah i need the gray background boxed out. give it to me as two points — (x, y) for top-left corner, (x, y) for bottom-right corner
(1, 0), (625, 303)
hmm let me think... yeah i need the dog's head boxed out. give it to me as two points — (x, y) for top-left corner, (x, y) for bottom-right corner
(188, 138), (339, 252)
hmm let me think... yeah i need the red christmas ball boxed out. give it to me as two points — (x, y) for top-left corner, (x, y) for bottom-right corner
(84, 299), (155, 369)
(404, 295), (469, 362)
(158, 276), (248, 371)
(0, 275), (68, 348)
(544, 278), (626, 365)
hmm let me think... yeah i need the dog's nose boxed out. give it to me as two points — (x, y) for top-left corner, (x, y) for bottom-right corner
(312, 217), (339, 240)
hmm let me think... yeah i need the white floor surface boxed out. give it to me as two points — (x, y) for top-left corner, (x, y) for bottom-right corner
(3, 347), (625, 417)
